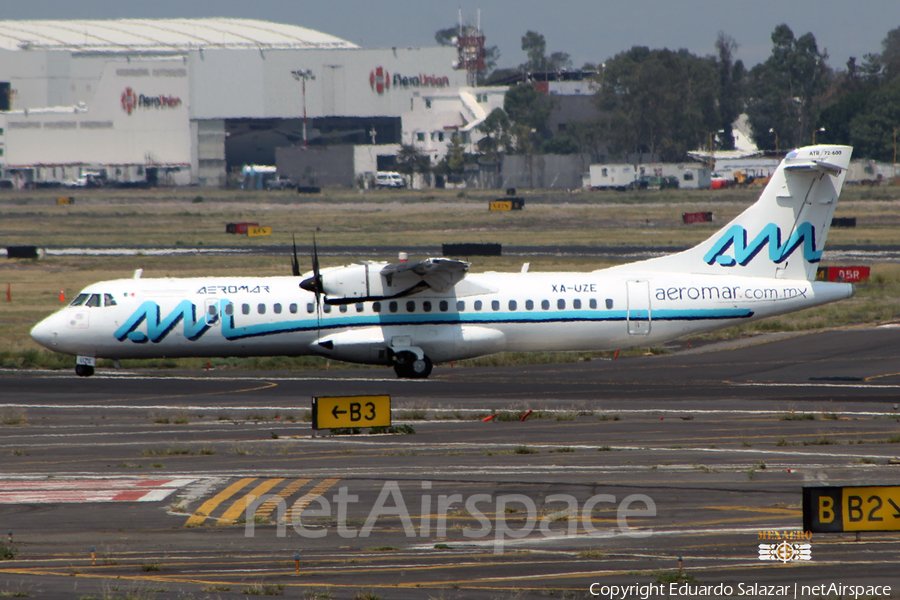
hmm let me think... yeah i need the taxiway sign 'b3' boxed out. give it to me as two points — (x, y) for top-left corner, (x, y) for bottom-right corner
(31, 145), (855, 378)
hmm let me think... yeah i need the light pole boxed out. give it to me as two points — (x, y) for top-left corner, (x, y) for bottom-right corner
(813, 127), (825, 145)
(291, 69), (315, 148)
(893, 128), (898, 176)
(769, 128), (779, 156)
(708, 129), (724, 172)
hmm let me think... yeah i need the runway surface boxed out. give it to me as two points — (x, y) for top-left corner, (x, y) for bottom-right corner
(1, 326), (900, 599)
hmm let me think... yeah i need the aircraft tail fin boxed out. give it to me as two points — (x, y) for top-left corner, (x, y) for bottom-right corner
(621, 145), (852, 281)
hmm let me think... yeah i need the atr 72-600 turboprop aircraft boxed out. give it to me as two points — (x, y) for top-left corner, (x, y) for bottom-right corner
(32, 145), (854, 379)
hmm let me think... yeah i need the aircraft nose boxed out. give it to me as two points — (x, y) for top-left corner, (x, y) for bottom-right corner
(30, 315), (59, 349)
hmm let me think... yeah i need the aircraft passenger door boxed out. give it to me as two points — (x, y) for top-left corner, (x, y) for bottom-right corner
(626, 280), (651, 336)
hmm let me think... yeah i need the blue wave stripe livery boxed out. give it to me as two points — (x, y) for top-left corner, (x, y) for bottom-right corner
(114, 300), (211, 343)
(703, 222), (821, 267)
(114, 300), (754, 344)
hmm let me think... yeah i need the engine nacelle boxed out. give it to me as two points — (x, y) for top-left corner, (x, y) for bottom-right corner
(319, 263), (393, 302)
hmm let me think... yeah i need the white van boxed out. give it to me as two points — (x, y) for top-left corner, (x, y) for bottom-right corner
(375, 171), (405, 188)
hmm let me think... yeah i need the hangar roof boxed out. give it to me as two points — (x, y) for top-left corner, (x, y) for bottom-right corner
(0, 18), (358, 53)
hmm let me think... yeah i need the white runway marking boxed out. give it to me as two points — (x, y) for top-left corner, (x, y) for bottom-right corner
(0, 477), (195, 504)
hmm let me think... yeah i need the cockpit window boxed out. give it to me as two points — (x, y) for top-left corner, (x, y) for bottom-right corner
(103, 294), (117, 307)
(70, 293), (89, 307)
(85, 294), (102, 308)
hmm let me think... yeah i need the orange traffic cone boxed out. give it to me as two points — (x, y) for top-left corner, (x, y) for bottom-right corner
(59, 290), (65, 302)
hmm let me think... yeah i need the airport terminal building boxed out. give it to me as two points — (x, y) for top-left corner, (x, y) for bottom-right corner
(0, 18), (505, 187)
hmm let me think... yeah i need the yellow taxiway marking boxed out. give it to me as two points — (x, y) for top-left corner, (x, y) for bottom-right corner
(255, 478), (311, 519)
(705, 505), (801, 516)
(100, 381), (279, 404)
(184, 477), (256, 527)
(285, 478), (341, 521)
(217, 478), (284, 525)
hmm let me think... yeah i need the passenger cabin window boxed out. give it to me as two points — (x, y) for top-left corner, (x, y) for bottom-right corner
(289, 303), (298, 314)
(306, 303), (314, 313)
(86, 294), (101, 308)
(439, 300), (448, 312)
(208, 305), (218, 317)
(356, 303), (364, 313)
(557, 299), (566, 310)
(491, 300), (500, 311)
(257, 303), (266, 315)
(605, 299), (613, 309)
(423, 301), (432, 312)
(225, 303), (234, 316)
(242, 304), (250, 315)
(525, 300), (534, 310)
(323, 304), (331, 313)
(590, 299), (599, 309)
(103, 293), (117, 307)
(70, 293), (89, 307)
(389, 301), (398, 313)
(541, 299), (550, 310)
(457, 300), (465, 311)
(474, 300), (483, 311)
(573, 299), (581, 309)
(340, 304), (348, 313)
(273, 303), (282, 314)
(373, 302), (382, 313)
(406, 301), (415, 312)
(509, 300), (517, 311)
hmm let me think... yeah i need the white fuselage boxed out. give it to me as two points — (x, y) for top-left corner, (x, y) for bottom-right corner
(30, 270), (853, 366)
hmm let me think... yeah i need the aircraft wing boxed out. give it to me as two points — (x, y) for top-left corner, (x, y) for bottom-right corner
(380, 258), (469, 293)
(315, 257), (471, 304)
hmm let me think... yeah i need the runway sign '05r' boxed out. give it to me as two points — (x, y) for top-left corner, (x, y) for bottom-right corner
(803, 485), (900, 532)
(312, 395), (391, 430)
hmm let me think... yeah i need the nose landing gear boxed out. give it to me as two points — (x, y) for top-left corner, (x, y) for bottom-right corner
(75, 364), (95, 377)
(75, 356), (96, 377)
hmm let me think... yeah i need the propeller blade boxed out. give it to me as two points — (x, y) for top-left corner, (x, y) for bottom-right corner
(291, 234), (300, 277)
(312, 233), (322, 331)
(312, 233), (320, 286)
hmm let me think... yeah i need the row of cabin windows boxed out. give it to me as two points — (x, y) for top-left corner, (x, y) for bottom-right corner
(222, 297), (616, 317)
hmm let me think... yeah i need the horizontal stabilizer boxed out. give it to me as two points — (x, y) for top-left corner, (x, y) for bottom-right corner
(783, 160), (845, 176)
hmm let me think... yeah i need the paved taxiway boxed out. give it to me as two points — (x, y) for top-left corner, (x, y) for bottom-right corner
(1, 326), (900, 599)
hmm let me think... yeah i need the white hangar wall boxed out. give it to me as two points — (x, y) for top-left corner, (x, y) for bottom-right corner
(4, 59), (190, 168)
(188, 46), (464, 120)
(0, 18), (490, 188)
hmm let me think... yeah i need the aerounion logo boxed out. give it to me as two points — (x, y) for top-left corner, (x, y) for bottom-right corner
(370, 66), (390, 94)
(703, 222), (821, 267)
(120, 88), (183, 115)
(121, 87), (138, 115)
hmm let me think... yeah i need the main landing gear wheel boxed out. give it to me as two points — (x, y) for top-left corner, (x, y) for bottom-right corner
(75, 364), (95, 377)
(393, 353), (433, 379)
(411, 356), (433, 378)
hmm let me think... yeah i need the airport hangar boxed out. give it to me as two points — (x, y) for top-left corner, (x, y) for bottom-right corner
(0, 18), (507, 188)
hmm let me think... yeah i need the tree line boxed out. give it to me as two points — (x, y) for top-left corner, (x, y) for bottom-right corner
(403, 24), (900, 175)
